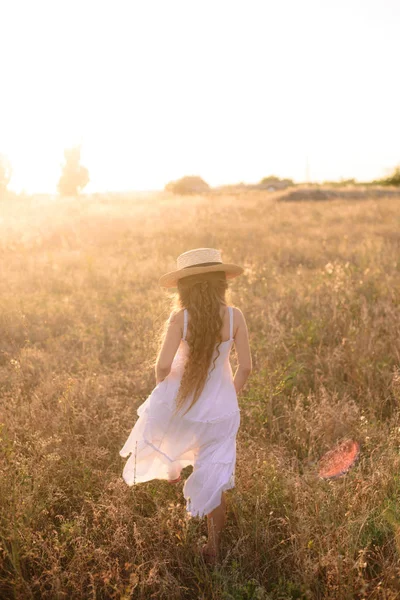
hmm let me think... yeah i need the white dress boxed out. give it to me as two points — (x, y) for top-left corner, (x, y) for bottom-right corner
(119, 306), (240, 518)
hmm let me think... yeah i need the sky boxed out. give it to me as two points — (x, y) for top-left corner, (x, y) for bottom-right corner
(1, 0), (399, 193)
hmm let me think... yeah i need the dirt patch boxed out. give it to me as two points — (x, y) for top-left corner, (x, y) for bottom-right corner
(278, 187), (400, 202)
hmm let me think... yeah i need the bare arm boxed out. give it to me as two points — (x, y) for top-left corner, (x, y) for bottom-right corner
(155, 311), (183, 384)
(232, 308), (252, 394)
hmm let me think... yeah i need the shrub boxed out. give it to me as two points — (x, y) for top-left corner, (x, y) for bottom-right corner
(259, 175), (280, 185)
(372, 165), (400, 187)
(259, 175), (294, 190)
(382, 166), (400, 186)
(165, 175), (210, 195)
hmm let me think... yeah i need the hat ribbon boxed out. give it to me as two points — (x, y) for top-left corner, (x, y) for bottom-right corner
(183, 261), (222, 269)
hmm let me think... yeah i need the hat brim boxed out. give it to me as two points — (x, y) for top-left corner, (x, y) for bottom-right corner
(159, 263), (244, 288)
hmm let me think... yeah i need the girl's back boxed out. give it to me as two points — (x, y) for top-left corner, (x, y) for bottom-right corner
(167, 305), (238, 422)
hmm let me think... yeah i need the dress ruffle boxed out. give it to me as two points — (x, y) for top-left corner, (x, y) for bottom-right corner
(119, 322), (240, 518)
(119, 383), (240, 517)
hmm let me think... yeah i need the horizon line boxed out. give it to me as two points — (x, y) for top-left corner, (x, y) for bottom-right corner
(8, 176), (389, 196)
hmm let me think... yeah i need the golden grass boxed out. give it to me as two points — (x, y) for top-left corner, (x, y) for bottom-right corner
(1, 190), (400, 599)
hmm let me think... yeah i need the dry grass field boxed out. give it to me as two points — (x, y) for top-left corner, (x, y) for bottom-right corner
(1, 190), (400, 599)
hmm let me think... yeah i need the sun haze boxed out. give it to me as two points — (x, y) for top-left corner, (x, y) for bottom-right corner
(1, 0), (399, 193)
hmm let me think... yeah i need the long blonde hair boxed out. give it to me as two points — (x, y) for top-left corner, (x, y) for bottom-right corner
(169, 270), (229, 417)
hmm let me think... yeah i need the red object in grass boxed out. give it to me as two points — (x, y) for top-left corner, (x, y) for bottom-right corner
(318, 439), (360, 480)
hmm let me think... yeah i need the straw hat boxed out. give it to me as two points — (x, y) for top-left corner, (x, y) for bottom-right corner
(159, 248), (243, 288)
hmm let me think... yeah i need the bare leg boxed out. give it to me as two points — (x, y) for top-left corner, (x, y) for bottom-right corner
(202, 492), (227, 561)
(168, 463), (181, 482)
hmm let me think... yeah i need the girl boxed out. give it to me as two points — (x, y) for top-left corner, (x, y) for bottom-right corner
(119, 248), (252, 565)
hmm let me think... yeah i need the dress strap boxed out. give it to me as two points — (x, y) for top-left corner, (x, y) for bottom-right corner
(228, 306), (234, 340)
(182, 309), (188, 341)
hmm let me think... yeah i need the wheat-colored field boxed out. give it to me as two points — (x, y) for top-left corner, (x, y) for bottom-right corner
(1, 190), (400, 599)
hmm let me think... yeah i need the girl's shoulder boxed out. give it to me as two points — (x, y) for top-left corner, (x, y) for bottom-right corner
(168, 308), (185, 328)
(230, 306), (247, 330)
(230, 306), (245, 319)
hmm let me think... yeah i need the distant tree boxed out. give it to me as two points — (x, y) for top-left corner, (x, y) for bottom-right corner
(260, 175), (280, 185)
(57, 146), (89, 196)
(0, 153), (12, 197)
(370, 165), (400, 187)
(381, 166), (400, 186)
(259, 175), (294, 191)
(260, 175), (294, 186)
(165, 175), (210, 195)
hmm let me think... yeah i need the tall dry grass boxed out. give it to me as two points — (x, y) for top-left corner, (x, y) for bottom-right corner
(1, 190), (400, 599)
